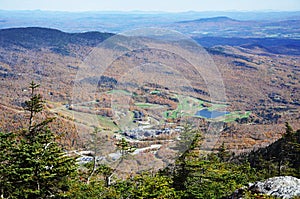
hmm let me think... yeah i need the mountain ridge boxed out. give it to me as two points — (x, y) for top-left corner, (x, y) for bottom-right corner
(2, 27), (299, 52)
(0, 27), (113, 50)
(177, 16), (240, 23)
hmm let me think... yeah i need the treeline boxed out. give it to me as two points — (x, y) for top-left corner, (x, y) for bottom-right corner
(0, 82), (299, 198)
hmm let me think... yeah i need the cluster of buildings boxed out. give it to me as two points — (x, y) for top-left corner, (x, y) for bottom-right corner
(123, 126), (182, 140)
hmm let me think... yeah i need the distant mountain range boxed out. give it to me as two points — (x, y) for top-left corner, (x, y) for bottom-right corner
(195, 37), (300, 55)
(1, 27), (299, 56)
(0, 10), (299, 38)
(178, 16), (240, 23)
(171, 16), (300, 38)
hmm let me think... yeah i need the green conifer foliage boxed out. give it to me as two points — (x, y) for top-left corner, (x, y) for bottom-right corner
(0, 82), (77, 198)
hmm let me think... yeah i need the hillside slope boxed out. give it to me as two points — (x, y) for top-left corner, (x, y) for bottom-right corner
(0, 27), (299, 152)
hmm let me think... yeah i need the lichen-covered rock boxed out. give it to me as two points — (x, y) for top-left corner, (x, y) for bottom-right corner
(228, 176), (300, 199)
(249, 176), (300, 199)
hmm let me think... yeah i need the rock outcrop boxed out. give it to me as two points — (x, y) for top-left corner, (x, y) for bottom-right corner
(230, 176), (300, 199)
(249, 176), (300, 198)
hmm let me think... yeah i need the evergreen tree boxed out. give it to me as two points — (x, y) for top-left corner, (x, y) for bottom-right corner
(284, 122), (294, 137)
(216, 142), (232, 162)
(0, 131), (16, 197)
(116, 137), (136, 157)
(183, 153), (253, 199)
(129, 173), (180, 199)
(0, 81), (77, 198)
(172, 127), (203, 191)
(170, 127), (254, 199)
(246, 122), (300, 178)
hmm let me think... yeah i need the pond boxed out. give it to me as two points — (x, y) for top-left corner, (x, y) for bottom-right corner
(195, 109), (229, 119)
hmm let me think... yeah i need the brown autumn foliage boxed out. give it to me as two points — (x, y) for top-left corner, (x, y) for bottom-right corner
(0, 28), (300, 154)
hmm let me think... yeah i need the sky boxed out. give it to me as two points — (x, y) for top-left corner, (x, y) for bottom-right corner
(0, 0), (300, 12)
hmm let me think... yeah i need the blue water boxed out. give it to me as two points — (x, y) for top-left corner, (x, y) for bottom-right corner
(195, 109), (229, 119)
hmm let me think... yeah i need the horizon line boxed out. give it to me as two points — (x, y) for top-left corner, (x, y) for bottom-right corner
(1, 9), (300, 13)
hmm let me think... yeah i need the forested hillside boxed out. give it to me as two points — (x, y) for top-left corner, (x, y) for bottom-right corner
(1, 27), (299, 155)
(1, 82), (299, 198)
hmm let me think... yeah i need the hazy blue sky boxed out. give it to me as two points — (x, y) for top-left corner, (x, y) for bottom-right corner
(1, 0), (299, 12)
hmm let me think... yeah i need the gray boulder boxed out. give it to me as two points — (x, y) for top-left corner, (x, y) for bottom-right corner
(249, 176), (300, 199)
(229, 176), (300, 199)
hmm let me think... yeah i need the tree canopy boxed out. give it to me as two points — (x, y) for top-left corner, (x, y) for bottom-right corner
(0, 82), (77, 198)
(0, 82), (299, 198)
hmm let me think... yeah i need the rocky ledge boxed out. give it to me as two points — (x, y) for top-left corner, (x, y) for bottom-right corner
(230, 176), (300, 199)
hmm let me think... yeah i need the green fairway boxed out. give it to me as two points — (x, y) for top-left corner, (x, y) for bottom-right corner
(222, 111), (251, 122)
(107, 89), (131, 95)
(97, 115), (119, 131)
(71, 89), (252, 124)
(162, 95), (251, 122)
